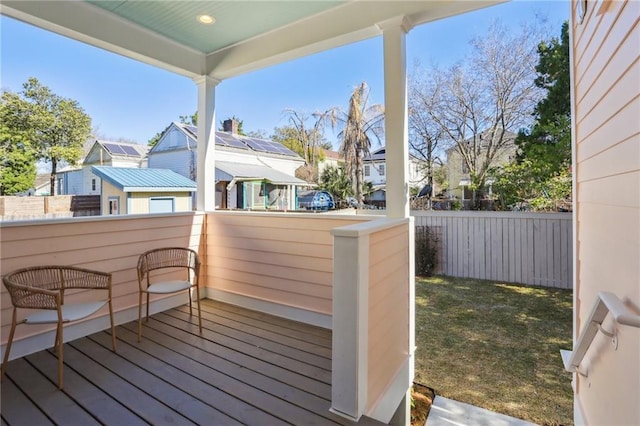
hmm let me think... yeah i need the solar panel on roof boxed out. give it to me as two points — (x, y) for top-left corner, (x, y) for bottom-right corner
(242, 137), (298, 157)
(216, 133), (246, 149)
(103, 142), (141, 156)
(120, 145), (140, 156)
(103, 143), (126, 155)
(243, 138), (270, 152)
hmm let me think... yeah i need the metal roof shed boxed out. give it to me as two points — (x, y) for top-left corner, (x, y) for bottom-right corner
(92, 166), (196, 215)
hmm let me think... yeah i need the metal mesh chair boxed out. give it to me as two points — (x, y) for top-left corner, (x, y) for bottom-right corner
(1, 266), (116, 389)
(137, 247), (202, 341)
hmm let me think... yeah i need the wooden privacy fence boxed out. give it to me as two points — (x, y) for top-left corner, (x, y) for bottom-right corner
(413, 211), (573, 289)
(0, 195), (100, 219)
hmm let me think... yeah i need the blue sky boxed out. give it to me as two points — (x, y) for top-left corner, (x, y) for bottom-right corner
(1, 1), (569, 149)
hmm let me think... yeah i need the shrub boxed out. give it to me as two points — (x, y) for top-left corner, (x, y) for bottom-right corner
(415, 226), (438, 276)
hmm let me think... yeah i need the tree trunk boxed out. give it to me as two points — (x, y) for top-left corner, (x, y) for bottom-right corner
(355, 150), (364, 207)
(50, 159), (57, 196)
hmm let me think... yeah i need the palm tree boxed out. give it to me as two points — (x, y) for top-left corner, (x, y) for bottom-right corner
(333, 82), (384, 207)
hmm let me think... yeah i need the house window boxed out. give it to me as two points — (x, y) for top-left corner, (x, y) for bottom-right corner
(92, 178), (96, 191)
(379, 164), (385, 176)
(364, 165), (370, 177)
(108, 197), (119, 215)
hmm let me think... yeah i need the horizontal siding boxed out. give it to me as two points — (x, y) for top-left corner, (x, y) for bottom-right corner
(148, 150), (193, 178)
(572, 0), (640, 425)
(367, 223), (409, 409)
(413, 211), (573, 288)
(1, 213), (204, 345)
(205, 212), (367, 316)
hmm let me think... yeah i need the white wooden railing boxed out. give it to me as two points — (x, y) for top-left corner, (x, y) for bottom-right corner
(561, 292), (640, 376)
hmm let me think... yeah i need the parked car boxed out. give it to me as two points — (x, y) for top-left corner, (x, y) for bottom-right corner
(298, 190), (335, 211)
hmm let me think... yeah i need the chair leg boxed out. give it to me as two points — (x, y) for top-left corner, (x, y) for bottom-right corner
(109, 298), (116, 352)
(145, 293), (150, 322)
(195, 285), (202, 334)
(53, 322), (61, 354)
(138, 291), (143, 342)
(57, 320), (64, 390)
(188, 289), (193, 316)
(1, 309), (18, 379)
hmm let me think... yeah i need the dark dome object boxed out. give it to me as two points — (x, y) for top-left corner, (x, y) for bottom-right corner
(417, 184), (432, 198)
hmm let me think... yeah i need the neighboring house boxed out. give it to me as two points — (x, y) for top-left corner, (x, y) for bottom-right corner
(445, 130), (517, 202)
(17, 174), (52, 196)
(148, 121), (307, 210)
(362, 146), (426, 205)
(91, 166), (196, 215)
(317, 148), (343, 177)
(57, 140), (149, 196)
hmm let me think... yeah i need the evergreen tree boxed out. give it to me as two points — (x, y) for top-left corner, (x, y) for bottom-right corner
(494, 22), (572, 210)
(516, 21), (571, 176)
(0, 91), (37, 194)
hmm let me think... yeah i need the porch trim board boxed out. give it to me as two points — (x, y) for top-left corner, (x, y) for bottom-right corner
(204, 287), (332, 329)
(331, 228), (370, 421)
(0, 293), (188, 362)
(331, 217), (413, 422)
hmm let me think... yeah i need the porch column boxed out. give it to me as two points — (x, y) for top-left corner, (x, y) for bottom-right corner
(381, 18), (411, 219)
(194, 76), (219, 211)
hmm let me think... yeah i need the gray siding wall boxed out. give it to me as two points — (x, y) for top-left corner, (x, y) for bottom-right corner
(148, 150), (195, 180)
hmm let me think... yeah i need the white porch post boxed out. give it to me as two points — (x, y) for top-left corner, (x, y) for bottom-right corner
(381, 18), (410, 219)
(194, 76), (219, 211)
(380, 19), (414, 426)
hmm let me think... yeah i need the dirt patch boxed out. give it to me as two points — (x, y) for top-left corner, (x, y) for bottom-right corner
(411, 382), (435, 426)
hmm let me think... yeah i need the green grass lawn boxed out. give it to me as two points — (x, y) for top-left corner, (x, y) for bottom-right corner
(414, 276), (573, 426)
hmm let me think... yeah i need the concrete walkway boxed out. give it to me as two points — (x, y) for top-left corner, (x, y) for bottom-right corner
(426, 396), (538, 426)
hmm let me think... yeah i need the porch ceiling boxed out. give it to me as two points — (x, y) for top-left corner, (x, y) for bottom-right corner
(1, 0), (505, 80)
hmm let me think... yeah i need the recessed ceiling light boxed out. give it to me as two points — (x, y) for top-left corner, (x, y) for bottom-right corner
(198, 14), (215, 25)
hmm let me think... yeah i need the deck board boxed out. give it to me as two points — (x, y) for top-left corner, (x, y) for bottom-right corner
(1, 371), (53, 426)
(25, 349), (148, 426)
(1, 299), (385, 426)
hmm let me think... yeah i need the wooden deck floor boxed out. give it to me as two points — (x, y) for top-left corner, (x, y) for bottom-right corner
(1, 299), (384, 425)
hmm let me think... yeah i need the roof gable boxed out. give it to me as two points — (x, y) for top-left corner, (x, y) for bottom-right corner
(363, 146), (421, 162)
(84, 139), (149, 164)
(150, 122), (303, 160)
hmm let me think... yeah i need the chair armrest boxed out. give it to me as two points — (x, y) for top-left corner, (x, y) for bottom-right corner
(2, 282), (60, 310)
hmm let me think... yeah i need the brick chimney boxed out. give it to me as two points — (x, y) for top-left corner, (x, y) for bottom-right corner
(223, 118), (238, 134)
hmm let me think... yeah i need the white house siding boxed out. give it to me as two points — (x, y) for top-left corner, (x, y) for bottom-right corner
(318, 155), (341, 178)
(364, 158), (424, 188)
(148, 150), (196, 180)
(152, 126), (192, 152)
(571, 1), (639, 424)
(364, 161), (387, 185)
(259, 155), (305, 177)
(82, 167), (101, 195)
